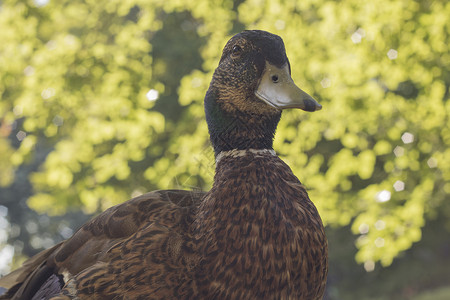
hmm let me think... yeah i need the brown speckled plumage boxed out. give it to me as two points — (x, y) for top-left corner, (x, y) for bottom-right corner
(194, 151), (327, 299)
(0, 30), (327, 300)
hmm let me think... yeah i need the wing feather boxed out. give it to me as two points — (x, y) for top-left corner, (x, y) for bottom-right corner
(0, 189), (204, 299)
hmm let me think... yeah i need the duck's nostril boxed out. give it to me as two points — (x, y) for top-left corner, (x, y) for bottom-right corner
(271, 75), (279, 83)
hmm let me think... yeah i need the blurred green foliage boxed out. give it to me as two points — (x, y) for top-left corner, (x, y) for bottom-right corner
(0, 0), (449, 281)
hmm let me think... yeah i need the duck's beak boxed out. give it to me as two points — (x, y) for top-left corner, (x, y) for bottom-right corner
(255, 62), (322, 112)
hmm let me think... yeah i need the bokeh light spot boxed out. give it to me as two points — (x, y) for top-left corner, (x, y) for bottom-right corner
(393, 146), (404, 157)
(0, 206), (7, 218)
(364, 260), (375, 272)
(351, 28), (365, 44)
(274, 20), (285, 30)
(375, 220), (386, 230)
(13, 106), (23, 117)
(320, 77), (331, 88)
(52, 115), (64, 127)
(376, 190), (391, 202)
(191, 77), (202, 88)
(16, 131), (27, 141)
(41, 88), (55, 99)
(393, 180), (405, 192)
(375, 237), (385, 247)
(393, 180), (405, 191)
(0, 245), (14, 275)
(358, 223), (369, 234)
(58, 225), (73, 239)
(146, 89), (159, 101)
(24, 66), (35, 76)
(427, 157), (437, 168)
(46, 40), (57, 50)
(34, 0), (49, 7)
(401, 132), (414, 144)
(387, 49), (398, 60)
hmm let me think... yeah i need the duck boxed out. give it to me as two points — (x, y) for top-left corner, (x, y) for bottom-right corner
(0, 30), (328, 300)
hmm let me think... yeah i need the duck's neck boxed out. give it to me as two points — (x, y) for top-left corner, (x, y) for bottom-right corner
(204, 88), (282, 157)
(215, 148), (277, 164)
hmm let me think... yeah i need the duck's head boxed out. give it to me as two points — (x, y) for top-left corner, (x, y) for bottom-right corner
(205, 30), (321, 156)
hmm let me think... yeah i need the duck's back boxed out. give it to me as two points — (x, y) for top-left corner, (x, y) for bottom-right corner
(193, 150), (328, 300)
(59, 190), (206, 299)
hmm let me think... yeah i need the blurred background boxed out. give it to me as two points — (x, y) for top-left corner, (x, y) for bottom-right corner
(0, 0), (449, 299)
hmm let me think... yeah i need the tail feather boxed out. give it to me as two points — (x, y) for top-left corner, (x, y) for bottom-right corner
(0, 243), (63, 300)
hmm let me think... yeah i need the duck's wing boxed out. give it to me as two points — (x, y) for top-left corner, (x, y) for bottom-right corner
(0, 189), (204, 300)
(0, 242), (63, 299)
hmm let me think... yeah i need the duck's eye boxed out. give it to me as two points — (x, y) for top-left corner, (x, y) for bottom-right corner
(271, 75), (279, 83)
(232, 45), (242, 56)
